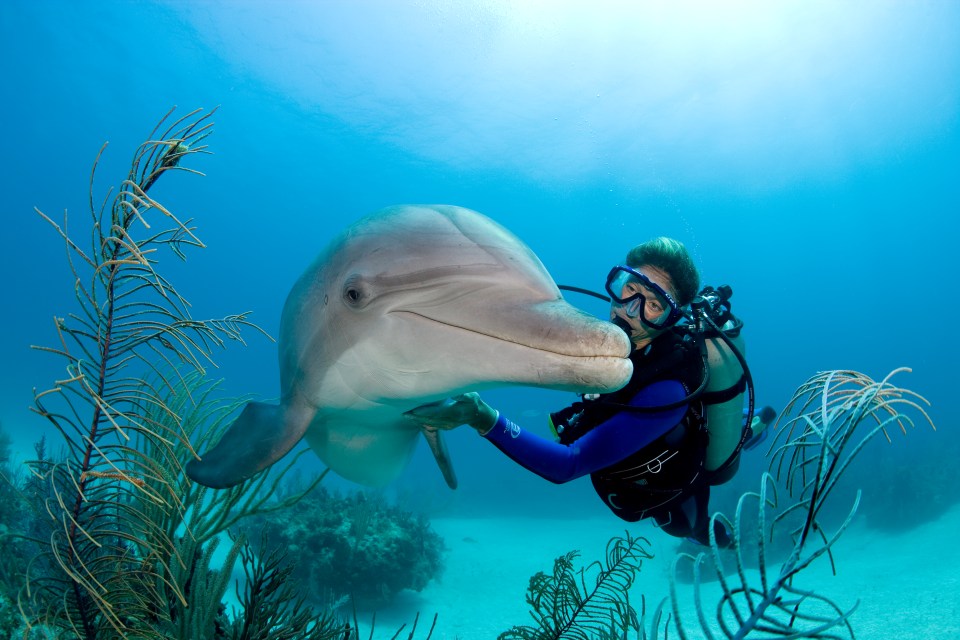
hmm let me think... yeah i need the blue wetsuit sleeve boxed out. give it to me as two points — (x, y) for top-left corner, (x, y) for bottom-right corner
(482, 380), (688, 484)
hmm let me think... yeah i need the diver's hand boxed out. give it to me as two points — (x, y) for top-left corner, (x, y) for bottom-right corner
(404, 393), (499, 435)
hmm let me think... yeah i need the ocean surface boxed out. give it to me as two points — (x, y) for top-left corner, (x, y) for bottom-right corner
(1, 2), (958, 638)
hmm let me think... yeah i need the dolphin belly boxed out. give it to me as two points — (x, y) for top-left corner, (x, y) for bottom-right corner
(305, 414), (422, 487)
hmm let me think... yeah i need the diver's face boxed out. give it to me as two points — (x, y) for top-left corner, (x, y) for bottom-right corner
(610, 265), (678, 348)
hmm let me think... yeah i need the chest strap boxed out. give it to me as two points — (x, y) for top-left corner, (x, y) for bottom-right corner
(699, 373), (746, 405)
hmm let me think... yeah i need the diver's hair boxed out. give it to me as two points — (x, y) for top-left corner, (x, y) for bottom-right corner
(626, 237), (700, 306)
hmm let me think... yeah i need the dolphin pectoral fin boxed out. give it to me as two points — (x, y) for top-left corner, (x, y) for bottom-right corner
(186, 401), (312, 489)
(421, 427), (458, 490)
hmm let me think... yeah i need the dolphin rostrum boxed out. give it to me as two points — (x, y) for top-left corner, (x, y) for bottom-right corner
(186, 205), (632, 489)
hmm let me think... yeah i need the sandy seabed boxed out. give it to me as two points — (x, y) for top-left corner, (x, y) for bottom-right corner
(365, 503), (960, 640)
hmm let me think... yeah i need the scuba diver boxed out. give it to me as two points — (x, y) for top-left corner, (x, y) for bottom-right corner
(404, 237), (776, 547)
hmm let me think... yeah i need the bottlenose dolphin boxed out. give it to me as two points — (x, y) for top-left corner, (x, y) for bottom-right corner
(186, 205), (632, 489)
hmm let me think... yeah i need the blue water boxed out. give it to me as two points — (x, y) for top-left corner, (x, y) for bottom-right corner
(1, 0), (958, 631)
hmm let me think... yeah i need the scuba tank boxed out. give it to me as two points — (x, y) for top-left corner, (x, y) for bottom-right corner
(701, 319), (746, 472)
(680, 285), (753, 483)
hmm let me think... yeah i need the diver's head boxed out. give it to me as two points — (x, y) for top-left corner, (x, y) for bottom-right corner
(606, 265), (681, 329)
(625, 237), (699, 306)
(608, 237), (700, 347)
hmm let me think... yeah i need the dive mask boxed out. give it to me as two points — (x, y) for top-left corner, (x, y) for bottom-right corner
(605, 265), (682, 329)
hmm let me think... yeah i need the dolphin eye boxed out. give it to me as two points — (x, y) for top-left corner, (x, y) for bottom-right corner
(342, 275), (370, 308)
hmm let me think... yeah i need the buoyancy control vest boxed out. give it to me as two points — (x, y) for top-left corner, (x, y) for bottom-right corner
(550, 329), (707, 494)
(548, 312), (750, 519)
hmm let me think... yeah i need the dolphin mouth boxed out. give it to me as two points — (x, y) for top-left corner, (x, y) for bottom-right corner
(390, 303), (632, 392)
(392, 308), (629, 358)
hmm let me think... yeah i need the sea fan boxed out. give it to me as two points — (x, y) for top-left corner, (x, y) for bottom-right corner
(137, 372), (328, 639)
(657, 368), (934, 639)
(500, 532), (653, 640)
(20, 108), (292, 638)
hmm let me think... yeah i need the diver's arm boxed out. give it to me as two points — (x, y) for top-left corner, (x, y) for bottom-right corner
(483, 381), (687, 484)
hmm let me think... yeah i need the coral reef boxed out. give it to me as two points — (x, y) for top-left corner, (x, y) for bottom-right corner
(0, 426), (23, 640)
(241, 487), (446, 608)
(851, 432), (957, 532)
(0, 423), (20, 539)
(0, 425), (47, 640)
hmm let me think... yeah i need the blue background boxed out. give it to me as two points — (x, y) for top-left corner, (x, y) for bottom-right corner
(1, 0), (957, 518)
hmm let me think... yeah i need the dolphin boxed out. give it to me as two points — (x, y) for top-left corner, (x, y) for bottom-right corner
(186, 205), (632, 489)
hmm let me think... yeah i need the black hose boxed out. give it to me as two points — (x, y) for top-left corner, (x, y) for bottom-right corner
(558, 284), (611, 303)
